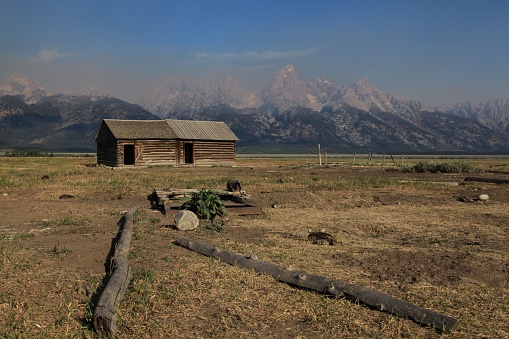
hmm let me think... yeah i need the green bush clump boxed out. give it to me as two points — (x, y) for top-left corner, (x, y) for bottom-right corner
(180, 189), (227, 222)
(401, 160), (474, 173)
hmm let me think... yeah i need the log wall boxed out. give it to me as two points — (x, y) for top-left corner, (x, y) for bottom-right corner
(98, 139), (235, 167)
(123, 139), (178, 166)
(97, 141), (120, 167)
(195, 141), (236, 166)
(177, 140), (236, 166)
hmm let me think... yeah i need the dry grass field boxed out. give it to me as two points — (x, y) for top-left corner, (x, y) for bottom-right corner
(1, 156), (508, 338)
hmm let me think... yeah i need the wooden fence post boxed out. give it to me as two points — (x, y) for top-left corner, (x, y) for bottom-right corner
(318, 144), (322, 166)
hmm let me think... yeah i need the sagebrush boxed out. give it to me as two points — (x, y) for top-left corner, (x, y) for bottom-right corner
(401, 160), (474, 173)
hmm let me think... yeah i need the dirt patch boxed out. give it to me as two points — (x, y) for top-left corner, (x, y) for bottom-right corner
(332, 248), (509, 287)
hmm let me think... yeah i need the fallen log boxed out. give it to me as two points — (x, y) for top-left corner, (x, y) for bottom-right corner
(149, 187), (261, 216)
(93, 206), (139, 338)
(487, 170), (509, 175)
(174, 237), (458, 333)
(464, 176), (509, 184)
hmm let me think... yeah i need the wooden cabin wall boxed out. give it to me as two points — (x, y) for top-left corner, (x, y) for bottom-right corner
(98, 138), (235, 167)
(117, 139), (178, 166)
(193, 141), (236, 166)
(138, 140), (178, 166)
(96, 123), (120, 166)
(96, 141), (119, 166)
(95, 123), (115, 143)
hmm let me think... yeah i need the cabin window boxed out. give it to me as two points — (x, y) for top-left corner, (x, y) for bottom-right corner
(184, 142), (194, 164)
(123, 144), (135, 165)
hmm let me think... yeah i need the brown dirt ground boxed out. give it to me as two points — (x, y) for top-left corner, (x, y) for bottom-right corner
(1, 162), (509, 338)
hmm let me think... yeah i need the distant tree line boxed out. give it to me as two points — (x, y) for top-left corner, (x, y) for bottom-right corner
(2, 149), (54, 157)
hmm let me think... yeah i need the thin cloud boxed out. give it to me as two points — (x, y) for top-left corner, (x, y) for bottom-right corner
(195, 52), (209, 58)
(196, 47), (320, 60)
(34, 48), (71, 62)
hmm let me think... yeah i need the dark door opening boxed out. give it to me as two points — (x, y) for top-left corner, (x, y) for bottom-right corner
(124, 144), (135, 165)
(184, 143), (194, 164)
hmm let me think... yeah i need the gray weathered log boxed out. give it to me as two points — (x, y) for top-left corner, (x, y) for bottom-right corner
(174, 236), (458, 333)
(464, 176), (509, 184)
(93, 206), (139, 338)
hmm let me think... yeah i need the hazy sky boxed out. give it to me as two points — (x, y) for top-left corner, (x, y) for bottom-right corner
(1, 0), (508, 106)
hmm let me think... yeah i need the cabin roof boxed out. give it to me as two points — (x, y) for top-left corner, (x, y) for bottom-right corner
(97, 119), (238, 141)
(101, 119), (177, 139)
(165, 119), (239, 141)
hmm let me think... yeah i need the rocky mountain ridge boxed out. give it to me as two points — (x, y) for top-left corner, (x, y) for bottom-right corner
(138, 76), (261, 117)
(135, 65), (508, 152)
(139, 64), (435, 120)
(438, 99), (509, 135)
(0, 82), (159, 151)
(1, 69), (508, 153)
(0, 73), (51, 104)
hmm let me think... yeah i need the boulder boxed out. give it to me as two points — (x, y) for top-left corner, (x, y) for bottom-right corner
(478, 194), (490, 201)
(174, 210), (199, 231)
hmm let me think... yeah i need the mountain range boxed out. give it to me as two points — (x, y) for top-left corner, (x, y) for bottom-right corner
(1, 67), (508, 153)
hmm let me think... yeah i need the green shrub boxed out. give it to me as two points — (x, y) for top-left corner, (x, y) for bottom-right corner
(401, 160), (474, 173)
(180, 189), (227, 222)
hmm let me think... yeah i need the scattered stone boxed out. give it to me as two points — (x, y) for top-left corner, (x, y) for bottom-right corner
(174, 210), (199, 231)
(458, 196), (474, 203)
(466, 241), (481, 246)
(29, 227), (50, 233)
(59, 194), (75, 199)
(308, 230), (335, 245)
(41, 175), (50, 180)
(478, 194), (490, 201)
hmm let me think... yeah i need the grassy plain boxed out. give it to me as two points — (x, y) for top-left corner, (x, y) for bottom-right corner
(0, 156), (508, 338)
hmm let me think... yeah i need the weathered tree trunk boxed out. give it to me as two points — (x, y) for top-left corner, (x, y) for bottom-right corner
(174, 237), (458, 333)
(93, 206), (139, 338)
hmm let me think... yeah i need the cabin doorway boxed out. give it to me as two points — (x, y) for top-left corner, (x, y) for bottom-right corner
(184, 143), (194, 164)
(123, 144), (135, 165)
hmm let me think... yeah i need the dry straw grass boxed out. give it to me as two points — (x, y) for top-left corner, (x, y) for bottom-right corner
(0, 156), (508, 338)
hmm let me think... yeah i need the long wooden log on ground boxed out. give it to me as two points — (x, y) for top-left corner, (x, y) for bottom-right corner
(93, 206), (139, 338)
(464, 176), (509, 184)
(174, 237), (458, 333)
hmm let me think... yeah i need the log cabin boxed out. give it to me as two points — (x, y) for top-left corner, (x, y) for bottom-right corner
(94, 119), (238, 167)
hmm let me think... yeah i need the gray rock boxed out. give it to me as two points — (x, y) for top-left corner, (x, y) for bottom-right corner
(478, 194), (490, 201)
(174, 210), (199, 231)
